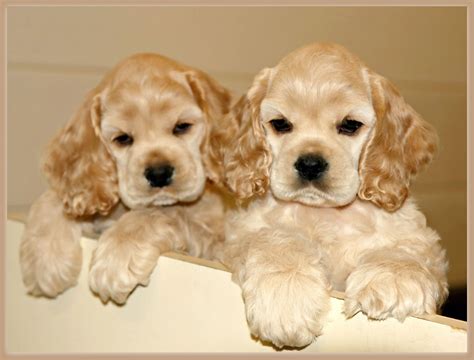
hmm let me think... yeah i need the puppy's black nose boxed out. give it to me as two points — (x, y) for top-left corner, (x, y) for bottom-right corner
(144, 164), (174, 188)
(294, 154), (328, 181)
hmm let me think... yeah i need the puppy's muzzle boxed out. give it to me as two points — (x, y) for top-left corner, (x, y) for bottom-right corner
(144, 164), (174, 188)
(294, 154), (328, 181)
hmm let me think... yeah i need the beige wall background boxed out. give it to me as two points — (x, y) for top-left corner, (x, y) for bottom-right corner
(7, 7), (466, 286)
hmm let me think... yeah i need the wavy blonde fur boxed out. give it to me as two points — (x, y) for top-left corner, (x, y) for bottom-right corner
(358, 71), (438, 211)
(222, 68), (273, 200)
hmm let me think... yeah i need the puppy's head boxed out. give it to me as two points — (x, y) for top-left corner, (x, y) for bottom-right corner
(43, 54), (231, 217)
(225, 43), (437, 211)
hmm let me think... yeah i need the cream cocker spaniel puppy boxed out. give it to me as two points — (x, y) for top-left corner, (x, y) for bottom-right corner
(220, 43), (448, 348)
(20, 53), (231, 304)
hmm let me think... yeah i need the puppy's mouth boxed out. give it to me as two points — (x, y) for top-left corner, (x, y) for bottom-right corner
(149, 186), (203, 206)
(298, 176), (330, 192)
(121, 188), (201, 209)
(271, 176), (357, 208)
(290, 186), (341, 207)
(121, 177), (205, 209)
(150, 194), (179, 206)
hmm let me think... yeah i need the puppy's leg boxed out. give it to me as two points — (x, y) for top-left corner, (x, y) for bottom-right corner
(177, 188), (225, 261)
(344, 235), (448, 321)
(20, 190), (83, 297)
(89, 208), (186, 304)
(224, 228), (330, 348)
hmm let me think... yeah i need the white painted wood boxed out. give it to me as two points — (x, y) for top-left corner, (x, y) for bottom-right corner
(5, 220), (467, 353)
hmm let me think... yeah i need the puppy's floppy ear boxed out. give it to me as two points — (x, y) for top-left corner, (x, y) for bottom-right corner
(358, 70), (438, 212)
(42, 88), (120, 217)
(184, 70), (231, 122)
(183, 70), (232, 185)
(222, 68), (273, 200)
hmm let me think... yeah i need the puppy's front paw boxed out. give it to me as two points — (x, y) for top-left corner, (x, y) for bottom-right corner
(89, 233), (160, 304)
(242, 271), (330, 348)
(20, 226), (82, 298)
(344, 262), (446, 321)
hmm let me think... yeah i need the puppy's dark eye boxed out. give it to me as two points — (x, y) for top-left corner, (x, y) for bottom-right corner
(173, 122), (193, 135)
(113, 133), (134, 146)
(270, 118), (293, 133)
(338, 118), (363, 135)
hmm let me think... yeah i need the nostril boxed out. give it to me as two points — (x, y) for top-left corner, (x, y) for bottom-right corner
(144, 164), (174, 188)
(294, 154), (329, 181)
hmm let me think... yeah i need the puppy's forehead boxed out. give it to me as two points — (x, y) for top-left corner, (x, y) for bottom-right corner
(105, 74), (197, 120)
(268, 50), (370, 110)
(277, 42), (364, 73)
(108, 74), (193, 104)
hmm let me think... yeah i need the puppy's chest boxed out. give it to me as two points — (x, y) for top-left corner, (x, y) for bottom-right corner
(276, 202), (380, 245)
(288, 203), (387, 290)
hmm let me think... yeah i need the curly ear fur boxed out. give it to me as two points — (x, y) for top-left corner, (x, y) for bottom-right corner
(183, 70), (232, 186)
(42, 89), (120, 218)
(222, 68), (273, 200)
(358, 71), (438, 212)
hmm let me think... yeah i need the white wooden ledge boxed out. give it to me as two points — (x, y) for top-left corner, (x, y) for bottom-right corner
(5, 218), (467, 353)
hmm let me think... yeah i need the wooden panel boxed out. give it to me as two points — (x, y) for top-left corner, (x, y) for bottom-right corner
(5, 220), (467, 353)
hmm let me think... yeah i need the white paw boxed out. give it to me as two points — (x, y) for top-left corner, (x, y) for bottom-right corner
(242, 271), (330, 348)
(20, 229), (82, 298)
(89, 233), (160, 304)
(344, 262), (447, 321)
(19, 190), (83, 298)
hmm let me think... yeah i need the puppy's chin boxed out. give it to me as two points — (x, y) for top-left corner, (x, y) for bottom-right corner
(119, 179), (206, 209)
(270, 182), (358, 208)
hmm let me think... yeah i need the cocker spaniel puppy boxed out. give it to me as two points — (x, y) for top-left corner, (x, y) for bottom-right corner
(219, 43), (448, 348)
(20, 53), (232, 304)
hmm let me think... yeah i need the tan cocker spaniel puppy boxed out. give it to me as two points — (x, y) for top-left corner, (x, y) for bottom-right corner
(20, 53), (231, 304)
(220, 43), (448, 348)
